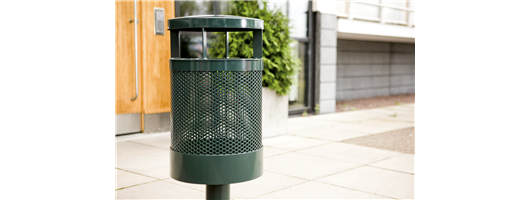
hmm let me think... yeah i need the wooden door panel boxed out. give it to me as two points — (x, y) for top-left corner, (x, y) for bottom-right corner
(138, 1), (174, 115)
(116, 1), (141, 115)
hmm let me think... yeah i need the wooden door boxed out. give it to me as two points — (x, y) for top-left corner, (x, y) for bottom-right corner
(138, 1), (173, 115)
(116, 1), (141, 134)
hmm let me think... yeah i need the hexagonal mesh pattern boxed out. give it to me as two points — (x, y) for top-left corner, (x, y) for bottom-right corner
(171, 71), (262, 155)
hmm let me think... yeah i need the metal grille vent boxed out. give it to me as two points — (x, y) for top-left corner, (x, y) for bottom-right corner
(170, 71), (262, 155)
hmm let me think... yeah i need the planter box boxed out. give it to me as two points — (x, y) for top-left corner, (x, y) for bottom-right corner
(261, 87), (288, 138)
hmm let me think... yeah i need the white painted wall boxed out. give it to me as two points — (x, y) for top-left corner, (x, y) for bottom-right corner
(338, 19), (415, 42)
(312, 0), (337, 14)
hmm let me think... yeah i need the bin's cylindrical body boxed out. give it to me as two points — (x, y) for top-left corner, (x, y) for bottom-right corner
(168, 15), (264, 186)
(169, 60), (263, 185)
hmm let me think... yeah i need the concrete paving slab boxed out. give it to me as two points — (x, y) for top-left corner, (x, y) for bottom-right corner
(231, 171), (308, 199)
(126, 132), (170, 149)
(161, 172), (307, 199)
(256, 181), (385, 199)
(375, 114), (415, 123)
(263, 147), (290, 158)
(116, 169), (157, 190)
(402, 103), (415, 107)
(262, 135), (300, 146)
(287, 124), (314, 134)
(369, 154), (414, 174)
(317, 166), (414, 199)
(328, 123), (403, 134)
(116, 180), (204, 199)
(342, 108), (390, 115)
(382, 110), (414, 116)
(263, 135), (330, 151)
(161, 178), (206, 192)
(297, 143), (401, 165)
(358, 119), (414, 129)
(288, 117), (348, 129)
(290, 128), (369, 141)
(312, 112), (382, 123)
(378, 111), (415, 119)
(117, 151), (171, 179)
(382, 104), (415, 111)
(116, 141), (166, 163)
(264, 152), (360, 180)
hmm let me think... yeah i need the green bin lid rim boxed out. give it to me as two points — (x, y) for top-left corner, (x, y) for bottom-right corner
(168, 15), (264, 30)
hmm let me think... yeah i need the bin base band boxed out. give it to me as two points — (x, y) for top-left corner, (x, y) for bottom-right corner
(170, 148), (263, 185)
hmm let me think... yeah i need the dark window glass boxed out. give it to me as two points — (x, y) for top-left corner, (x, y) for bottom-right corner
(288, 41), (307, 109)
(180, 31), (203, 58)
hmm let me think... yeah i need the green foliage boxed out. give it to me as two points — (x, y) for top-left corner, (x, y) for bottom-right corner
(209, 1), (301, 96)
(301, 110), (308, 117)
(314, 103), (320, 115)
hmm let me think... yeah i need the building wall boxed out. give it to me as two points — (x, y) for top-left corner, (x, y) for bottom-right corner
(314, 13), (337, 114)
(336, 40), (415, 101)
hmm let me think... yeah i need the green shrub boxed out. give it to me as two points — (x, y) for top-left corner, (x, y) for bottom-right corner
(209, 0), (301, 96)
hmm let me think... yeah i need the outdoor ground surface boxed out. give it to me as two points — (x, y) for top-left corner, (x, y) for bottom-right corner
(344, 127), (415, 154)
(116, 102), (415, 199)
(335, 93), (415, 112)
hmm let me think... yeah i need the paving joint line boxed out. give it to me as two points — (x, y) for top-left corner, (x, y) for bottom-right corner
(287, 134), (340, 142)
(263, 170), (311, 181)
(306, 155), (401, 182)
(125, 140), (169, 150)
(290, 150), (365, 165)
(116, 167), (163, 181)
(303, 156), (411, 199)
(251, 179), (311, 199)
(366, 165), (415, 175)
(115, 179), (161, 191)
(289, 140), (404, 161)
(282, 141), (333, 152)
(159, 178), (205, 193)
(262, 159), (402, 199)
(312, 180), (398, 199)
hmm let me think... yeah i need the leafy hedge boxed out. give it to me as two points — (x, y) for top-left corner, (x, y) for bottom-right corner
(209, 1), (300, 96)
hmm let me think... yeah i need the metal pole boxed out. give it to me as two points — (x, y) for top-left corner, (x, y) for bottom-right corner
(225, 32), (229, 58)
(206, 185), (229, 200)
(202, 28), (207, 58)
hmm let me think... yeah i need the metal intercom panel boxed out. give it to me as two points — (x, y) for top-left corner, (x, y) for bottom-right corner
(154, 8), (165, 35)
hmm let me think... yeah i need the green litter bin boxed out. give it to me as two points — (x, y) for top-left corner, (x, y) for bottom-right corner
(168, 15), (264, 200)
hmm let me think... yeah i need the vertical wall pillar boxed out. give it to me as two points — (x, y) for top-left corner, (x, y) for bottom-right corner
(314, 12), (337, 114)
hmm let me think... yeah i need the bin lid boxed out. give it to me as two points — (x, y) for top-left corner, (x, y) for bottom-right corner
(168, 15), (263, 31)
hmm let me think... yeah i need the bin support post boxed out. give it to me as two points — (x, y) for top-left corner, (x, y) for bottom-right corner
(202, 28), (207, 58)
(225, 31), (229, 58)
(206, 184), (230, 200)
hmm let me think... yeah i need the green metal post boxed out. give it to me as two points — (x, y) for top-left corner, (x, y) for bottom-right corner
(206, 185), (230, 200)
(226, 31), (229, 58)
(253, 30), (263, 59)
(202, 28), (207, 58)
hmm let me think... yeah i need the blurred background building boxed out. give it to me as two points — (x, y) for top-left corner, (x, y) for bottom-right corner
(115, 0), (415, 135)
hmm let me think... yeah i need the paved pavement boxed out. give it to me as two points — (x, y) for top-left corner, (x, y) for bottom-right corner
(116, 103), (415, 199)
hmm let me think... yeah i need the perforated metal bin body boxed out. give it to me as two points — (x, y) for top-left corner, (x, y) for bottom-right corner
(168, 15), (264, 186)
